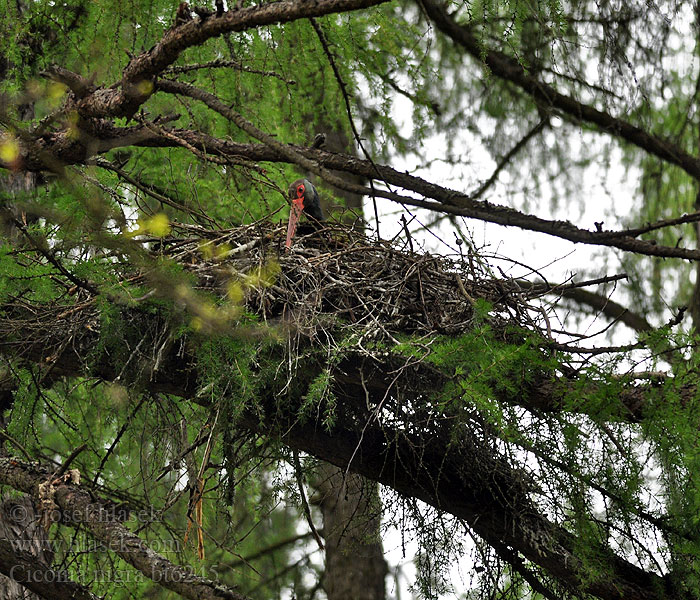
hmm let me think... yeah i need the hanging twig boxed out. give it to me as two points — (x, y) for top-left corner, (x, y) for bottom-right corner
(292, 449), (325, 550)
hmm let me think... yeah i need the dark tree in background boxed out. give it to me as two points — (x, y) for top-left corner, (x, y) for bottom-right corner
(2, 1), (700, 600)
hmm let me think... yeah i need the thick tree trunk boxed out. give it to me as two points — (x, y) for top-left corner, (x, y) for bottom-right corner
(0, 496), (53, 600)
(314, 463), (387, 600)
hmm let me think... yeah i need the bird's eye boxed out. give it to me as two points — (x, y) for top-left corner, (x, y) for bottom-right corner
(297, 184), (305, 198)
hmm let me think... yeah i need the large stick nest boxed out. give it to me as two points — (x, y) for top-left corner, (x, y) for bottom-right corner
(163, 220), (545, 338)
(0, 218), (553, 372)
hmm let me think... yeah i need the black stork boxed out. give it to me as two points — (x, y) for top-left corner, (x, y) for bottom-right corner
(285, 178), (324, 249)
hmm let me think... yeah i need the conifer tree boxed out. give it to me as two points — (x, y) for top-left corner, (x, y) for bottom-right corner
(2, 1), (700, 600)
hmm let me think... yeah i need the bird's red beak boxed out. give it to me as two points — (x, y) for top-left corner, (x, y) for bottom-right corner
(285, 196), (304, 250)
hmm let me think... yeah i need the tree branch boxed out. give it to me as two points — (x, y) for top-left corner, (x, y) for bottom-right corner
(469, 118), (548, 201)
(10, 96), (700, 262)
(0, 458), (251, 600)
(71, 0), (390, 119)
(517, 279), (654, 333)
(40, 65), (94, 98)
(245, 367), (677, 600)
(0, 279), (687, 599)
(164, 59), (295, 84)
(0, 538), (99, 600)
(141, 84), (700, 261)
(417, 0), (700, 181)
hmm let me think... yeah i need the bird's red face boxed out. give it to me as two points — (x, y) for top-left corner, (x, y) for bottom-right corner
(285, 182), (306, 249)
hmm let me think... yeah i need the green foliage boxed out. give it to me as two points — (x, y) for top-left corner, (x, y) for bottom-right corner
(0, 243), (57, 304)
(197, 332), (265, 408)
(395, 323), (555, 427)
(298, 368), (337, 430)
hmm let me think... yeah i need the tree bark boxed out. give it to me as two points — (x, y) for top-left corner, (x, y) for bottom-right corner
(313, 464), (387, 600)
(0, 497), (54, 600)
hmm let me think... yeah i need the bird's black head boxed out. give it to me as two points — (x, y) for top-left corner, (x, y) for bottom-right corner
(286, 178), (324, 249)
(288, 178), (324, 221)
